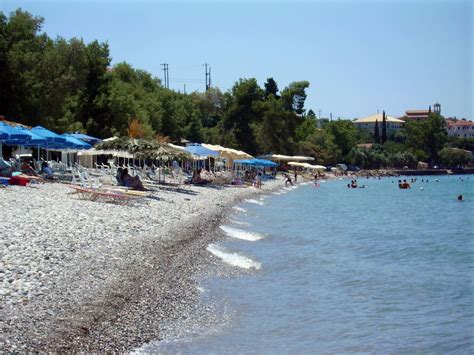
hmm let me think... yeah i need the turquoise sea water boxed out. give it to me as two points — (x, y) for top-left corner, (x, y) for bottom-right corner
(150, 175), (474, 353)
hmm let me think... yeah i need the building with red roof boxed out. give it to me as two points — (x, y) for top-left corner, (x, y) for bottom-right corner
(446, 119), (474, 138)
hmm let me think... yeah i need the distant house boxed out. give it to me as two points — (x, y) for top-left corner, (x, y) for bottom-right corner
(446, 119), (474, 138)
(402, 102), (441, 121)
(353, 113), (405, 132)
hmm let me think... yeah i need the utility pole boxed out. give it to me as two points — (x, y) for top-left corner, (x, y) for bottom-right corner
(318, 108), (322, 119)
(330, 112), (333, 121)
(203, 63), (211, 91)
(160, 63), (169, 89)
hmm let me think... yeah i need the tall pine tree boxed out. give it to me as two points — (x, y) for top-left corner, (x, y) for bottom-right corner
(374, 119), (380, 144)
(381, 110), (387, 144)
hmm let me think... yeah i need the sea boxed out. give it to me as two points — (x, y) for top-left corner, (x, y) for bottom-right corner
(143, 175), (474, 353)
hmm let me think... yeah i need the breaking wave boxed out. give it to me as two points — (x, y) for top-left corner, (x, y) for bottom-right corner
(232, 206), (247, 212)
(220, 225), (264, 241)
(245, 199), (264, 205)
(207, 244), (261, 270)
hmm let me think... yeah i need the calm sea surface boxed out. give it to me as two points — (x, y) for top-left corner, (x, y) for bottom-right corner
(146, 175), (474, 353)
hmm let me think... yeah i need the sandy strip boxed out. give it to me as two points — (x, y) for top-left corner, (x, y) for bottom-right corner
(0, 179), (282, 352)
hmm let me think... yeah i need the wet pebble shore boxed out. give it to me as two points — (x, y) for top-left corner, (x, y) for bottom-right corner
(0, 180), (280, 352)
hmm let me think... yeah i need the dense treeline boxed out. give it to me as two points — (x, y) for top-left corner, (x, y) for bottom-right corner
(1, 10), (472, 168)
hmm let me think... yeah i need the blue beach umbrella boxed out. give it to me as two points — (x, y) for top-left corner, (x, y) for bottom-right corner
(31, 126), (67, 161)
(0, 125), (9, 140)
(0, 123), (14, 157)
(67, 132), (101, 145)
(31, 126), (67, 145)
(15, 127), (47, 147)
(61, 134), (92, 150)
(185, 143), (220, 158)
(255, 158), (278, 167)
(0, 125), (47, 161)
(234, 158), (278, 167)
(0, 122), (31, 141)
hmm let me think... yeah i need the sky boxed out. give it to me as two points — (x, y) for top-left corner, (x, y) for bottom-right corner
(2, 0), (473, 119)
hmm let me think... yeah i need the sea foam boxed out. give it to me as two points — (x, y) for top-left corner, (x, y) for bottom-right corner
(232, 206), (247, 212)
(207, 244), (262, 269)
(220, 225), (264, 241)
(245, 199), (264, 205)
(229, 219), (251, 226)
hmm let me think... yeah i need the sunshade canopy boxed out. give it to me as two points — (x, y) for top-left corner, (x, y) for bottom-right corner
(67, 132), (101, 144)
(258, 154), (314, 162)
(234, 158), (278, 167)
(185, 143), (220, 158)
(288, 161), (326, 170)
(0, 122), (31, 141)
(31, 126), (67, 144)
(61, 134), (92, 149)
(94, 137), (191, 160)
(201, 143), (252, 159)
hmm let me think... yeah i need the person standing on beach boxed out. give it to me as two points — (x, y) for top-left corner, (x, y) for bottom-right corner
(256, 170), (262, 189)
(294, 170), (297, 182)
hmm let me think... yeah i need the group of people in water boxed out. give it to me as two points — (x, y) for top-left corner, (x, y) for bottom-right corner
(398, 179), (411, 189)
(347, 180), (365, 188)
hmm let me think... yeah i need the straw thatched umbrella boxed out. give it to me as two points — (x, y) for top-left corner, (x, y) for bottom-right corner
(95, 137), (192, 180)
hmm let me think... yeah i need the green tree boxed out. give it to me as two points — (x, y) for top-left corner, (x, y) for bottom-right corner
(438, 147), (471, 167)
(381, 110), (387, 144)
(307, 109), (316, 120)
(374, 119), (380, 144)
(299, 129), (341, 165)
(254, 95), (287, 153)
(0, 9), (48, 125)
(264, 77), (279, 98)
(281, 81), (310, 115)
(221, 78), (264, 154)
(325, 120), (357, 157)
(405, 113), (447, 163)
(389, 151), (417, 169)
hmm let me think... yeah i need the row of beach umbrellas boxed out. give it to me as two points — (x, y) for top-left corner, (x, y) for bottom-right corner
(233, 158), (278, 167)
(0, 123), (98, 150)
(1, 122), (324, 169)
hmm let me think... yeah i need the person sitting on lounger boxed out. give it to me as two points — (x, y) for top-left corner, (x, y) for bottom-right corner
(191, 169), (209, 185)
(40, 162), (54, 180)
(121, 168), (146, 191)
(0, 157), (13, 177)
(20, 161), (39, 177)
(116, 167), (124, 186)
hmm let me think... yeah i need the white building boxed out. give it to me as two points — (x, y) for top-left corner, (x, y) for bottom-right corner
(446, 119), (474, 138)
(353, 113), (405, 132)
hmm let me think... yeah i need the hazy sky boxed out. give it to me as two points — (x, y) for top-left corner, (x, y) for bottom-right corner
(2, 0), (473, 119)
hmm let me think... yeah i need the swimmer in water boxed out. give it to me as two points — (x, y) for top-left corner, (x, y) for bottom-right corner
(458, 194), (464, 201)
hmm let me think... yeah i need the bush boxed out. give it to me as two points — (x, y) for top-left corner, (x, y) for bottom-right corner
(389, 151), (417, 169)
(438, 147), (472, 167)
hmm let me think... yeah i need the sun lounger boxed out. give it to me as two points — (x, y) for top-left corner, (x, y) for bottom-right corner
(69, 185), (146, 205)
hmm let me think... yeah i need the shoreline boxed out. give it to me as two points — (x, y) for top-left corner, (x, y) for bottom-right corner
(0, 179), (282, 352)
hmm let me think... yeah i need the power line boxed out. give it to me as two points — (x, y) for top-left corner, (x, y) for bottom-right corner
(203, 63), (211, 91)
(160, 63), (169, 89)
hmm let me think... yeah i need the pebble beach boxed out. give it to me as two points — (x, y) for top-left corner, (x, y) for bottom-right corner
(0, 179), (281, 352)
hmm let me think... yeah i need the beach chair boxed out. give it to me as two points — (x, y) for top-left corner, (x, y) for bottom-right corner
(69, 185), (144, 205)
(71, 170), (101, 189)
